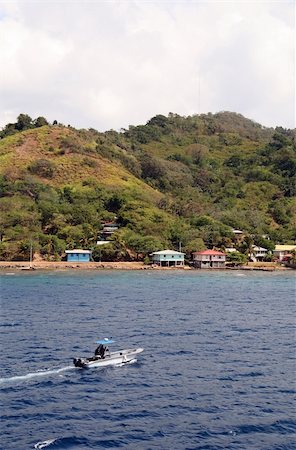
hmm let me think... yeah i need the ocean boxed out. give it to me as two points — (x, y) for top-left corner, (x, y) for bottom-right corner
(0, 270), (295, 449)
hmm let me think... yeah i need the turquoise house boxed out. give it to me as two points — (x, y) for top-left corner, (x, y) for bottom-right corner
(151, 249), (185, 267)
(65, 249), (92, 262)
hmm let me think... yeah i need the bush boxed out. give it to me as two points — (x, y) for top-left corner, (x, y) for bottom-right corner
(226, 251), (247, 265)
(28, 159), (55, 179)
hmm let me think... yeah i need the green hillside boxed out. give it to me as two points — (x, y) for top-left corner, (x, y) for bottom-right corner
(0, 112), (295, 261)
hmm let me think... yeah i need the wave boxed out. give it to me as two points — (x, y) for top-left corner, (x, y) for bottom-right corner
(34, 436), (89, 449)
(34, 439), (56, 449)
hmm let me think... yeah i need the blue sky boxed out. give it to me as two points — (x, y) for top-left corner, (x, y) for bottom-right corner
(0, 0), (294, 130)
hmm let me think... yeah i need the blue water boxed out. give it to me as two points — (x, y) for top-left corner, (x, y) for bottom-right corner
(0, 270), (295, 450)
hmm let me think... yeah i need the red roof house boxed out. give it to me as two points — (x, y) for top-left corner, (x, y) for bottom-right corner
(192, 249), (226, 269)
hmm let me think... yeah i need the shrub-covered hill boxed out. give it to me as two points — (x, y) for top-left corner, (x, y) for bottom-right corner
(0, 111), (295, 261)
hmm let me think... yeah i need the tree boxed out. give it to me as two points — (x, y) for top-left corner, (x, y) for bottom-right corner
(290, 249), (296, 264)
(140, 155), (165, 179)
(238, 235), (254, 262)
(34, 116), (49, 128)
(253, 236), (275, 252)
(269, 131), (290, 151)
(109, 232), (129, 260)
(39, 234), (66, 259)
(183, 238), (205, 257)
(94, 232), (129, 261)
(15, 114), (33, 131)
(38, 200), (58, 227)
(57, 225), (87, 248)
(105, 193), (125, 212)
(187, 143), (209, 166)
(147, 114), (169, 129)
(0, 123), (18, 138)
(226, 251), (247, 265)
(123, 230), (163, 259)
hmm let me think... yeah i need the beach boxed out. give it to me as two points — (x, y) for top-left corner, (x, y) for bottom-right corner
(0, 261), (148, 270)
(0, 261), (289, 271)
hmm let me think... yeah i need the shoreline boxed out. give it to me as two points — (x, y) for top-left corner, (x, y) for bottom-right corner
(0, 261), (148, 271)
(0, 261), (290, 271)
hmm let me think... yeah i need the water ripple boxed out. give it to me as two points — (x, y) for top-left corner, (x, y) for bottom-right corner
(0, 270), (295, 450)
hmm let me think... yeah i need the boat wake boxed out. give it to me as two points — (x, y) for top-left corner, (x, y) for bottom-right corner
(34, 439), (56, 449)
(0, 365), (74, 386)
(116, 358), (138, 367)
(0, 358), (138, 386)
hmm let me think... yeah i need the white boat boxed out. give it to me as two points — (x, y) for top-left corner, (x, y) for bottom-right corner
(73, 338), (144, 369)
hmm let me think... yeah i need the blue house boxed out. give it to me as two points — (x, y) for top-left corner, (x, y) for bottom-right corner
(151, 249), (185, 267)
(65, 249), (92, 262)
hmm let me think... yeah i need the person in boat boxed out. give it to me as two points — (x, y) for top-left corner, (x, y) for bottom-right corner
(94, 344), (106, 359)
(94, 344), (101, 357)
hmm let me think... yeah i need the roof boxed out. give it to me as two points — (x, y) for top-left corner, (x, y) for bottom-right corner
(65, 249), (92, 254)
(252, 246), (268, 251)
(232, 229), (243, 234)
(193, 249), (226, 256)
(96, 338), (114, 345)
(274, 245), (296, 251)
(151, 249), (185, 255)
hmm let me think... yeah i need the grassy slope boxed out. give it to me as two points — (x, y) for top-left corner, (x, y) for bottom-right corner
(0, 125), (162, 202)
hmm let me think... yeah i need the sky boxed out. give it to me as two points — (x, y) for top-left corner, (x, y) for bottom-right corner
(0, 0), (295, 131)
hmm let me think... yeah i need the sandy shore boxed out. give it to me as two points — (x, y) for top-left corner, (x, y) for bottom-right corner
(0, 261), (289, 271)
(0, 261), (150, 270)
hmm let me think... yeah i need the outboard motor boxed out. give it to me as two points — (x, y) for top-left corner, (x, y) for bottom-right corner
(73, 358), (85, 368)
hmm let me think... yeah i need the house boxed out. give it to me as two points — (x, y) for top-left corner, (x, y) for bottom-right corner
(192, 249), (226, 268)
(273, 245), (296, 261)
(225, 247), (238, 253)
(151, 250), (185, 267)
(101, 221), (119, 240)
(231, 229), (245, 243)
(251, 246), (268, 262)
(65, 249), (92, 262)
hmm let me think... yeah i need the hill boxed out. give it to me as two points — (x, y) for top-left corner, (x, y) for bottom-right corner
(0, 112), (295, 261)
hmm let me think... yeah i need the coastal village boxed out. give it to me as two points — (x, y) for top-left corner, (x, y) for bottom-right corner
(62, 221), (296, 269)
(1, 220), (295, 271)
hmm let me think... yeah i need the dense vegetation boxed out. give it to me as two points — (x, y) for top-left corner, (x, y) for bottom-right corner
(0, 112), (295, 261)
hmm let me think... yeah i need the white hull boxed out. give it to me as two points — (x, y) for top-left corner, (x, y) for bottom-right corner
(73, 348), (144, 369)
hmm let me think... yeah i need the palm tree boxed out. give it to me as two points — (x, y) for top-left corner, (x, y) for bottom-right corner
(289, 249), (296, 266)
(238, 235), (254, 264)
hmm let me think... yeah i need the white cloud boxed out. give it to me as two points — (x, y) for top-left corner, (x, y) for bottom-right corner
(0, 18), (71, 88)
(0, 0), (294, 130)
